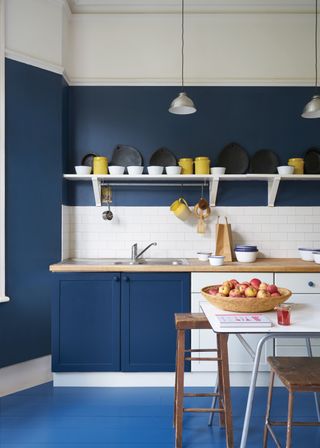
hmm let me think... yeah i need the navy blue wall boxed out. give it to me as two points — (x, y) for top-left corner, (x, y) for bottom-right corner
(67, 86), (320, 206)
(1, 60), (64, 368)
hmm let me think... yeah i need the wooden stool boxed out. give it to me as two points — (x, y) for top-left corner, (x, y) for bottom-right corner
(174, 313), (233, 448)
(263, 357), (320, 448)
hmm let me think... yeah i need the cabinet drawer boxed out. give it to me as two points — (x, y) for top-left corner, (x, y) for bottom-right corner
(191, 272), (273, 293)
(275, 273), (320, 294)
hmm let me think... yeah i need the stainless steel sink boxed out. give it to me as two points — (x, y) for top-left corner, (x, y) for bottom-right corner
(67, 258), (188, 266)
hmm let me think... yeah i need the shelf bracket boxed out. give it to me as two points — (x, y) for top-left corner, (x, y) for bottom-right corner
(91, 177), (102, 206)
(267, 175), (280, 207)
(209, 177), (219, 206)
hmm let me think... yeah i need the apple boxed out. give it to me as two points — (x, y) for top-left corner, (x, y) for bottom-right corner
(267, 284), (279, 294)
(245, 286), (258, 297)
(229, 279), (239, 289)
(259, 282), (269, 291)
(219, 285), (230, 296)
(257, 289), (271, 299)
(271, 292), (281, 297)
(207, 287), (219, 296)
(229, 288), (242, 297)
(238, 284), (247, 294)
(250, 278), (261, 289)
(222, 281), (234, 289)
(241, 281), (250, 287)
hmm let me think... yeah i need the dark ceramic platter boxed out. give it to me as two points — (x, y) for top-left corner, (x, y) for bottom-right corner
(110, 145), (143, 167)
(149, 147), (177, 166)
(304, 147), (320, 174)
(249, 149), (279, 174)
(217, 142), (249, 174)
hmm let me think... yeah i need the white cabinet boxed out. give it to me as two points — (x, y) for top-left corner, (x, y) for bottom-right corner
(274, 273), (320, 354)
(191, 272), (274, 372)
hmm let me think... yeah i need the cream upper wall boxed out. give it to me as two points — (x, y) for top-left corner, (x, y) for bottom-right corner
(4, 0), (318, 85)
(68, 12), (314, 85)
(5, 0), (67, 73)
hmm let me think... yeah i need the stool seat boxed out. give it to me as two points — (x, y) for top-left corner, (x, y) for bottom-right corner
(175, 313), (212, 330)
(268, 356), (320, 391)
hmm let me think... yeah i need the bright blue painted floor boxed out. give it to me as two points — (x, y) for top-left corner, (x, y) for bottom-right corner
(1, 383), (320, 447)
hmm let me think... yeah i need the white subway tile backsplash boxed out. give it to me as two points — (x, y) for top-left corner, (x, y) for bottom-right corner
(62, 206), (320, 260)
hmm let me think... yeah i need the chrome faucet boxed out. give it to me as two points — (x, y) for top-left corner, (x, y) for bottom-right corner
(131, 242), (157, 262)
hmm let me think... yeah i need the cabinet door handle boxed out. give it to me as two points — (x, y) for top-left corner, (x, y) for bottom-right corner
(308, 281), (315, 287)
(113, 276), (120, 282)
(123, 276), (129, 282)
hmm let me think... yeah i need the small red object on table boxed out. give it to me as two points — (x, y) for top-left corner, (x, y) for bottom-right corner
(276, 304), (291, 326)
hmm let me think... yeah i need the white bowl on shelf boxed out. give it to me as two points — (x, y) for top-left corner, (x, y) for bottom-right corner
(209, 255), (225, 266)
(235, 250), (258, 263)
(210, 167), (226, 175)
(127, 166), (144, 175)
(108, 165), (125, 175)
(147, 166), (164, 175)
(299, 248), (318, 261)
(277, 166), (294, 175)
(166, 166), (181, 175)
(75, 165), (92, 175)
(313, 251), (320, 264)
(197, 252), (211, 262)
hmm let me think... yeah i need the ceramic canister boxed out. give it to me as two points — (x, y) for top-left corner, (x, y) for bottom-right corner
(288, 158), (304, 174)
(93, 156), (108, 174)
(178, 158), (193, 175)
(194, 156), (210, 174)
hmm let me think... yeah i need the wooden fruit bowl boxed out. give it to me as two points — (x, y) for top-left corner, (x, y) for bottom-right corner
(201, 285), (292, 313)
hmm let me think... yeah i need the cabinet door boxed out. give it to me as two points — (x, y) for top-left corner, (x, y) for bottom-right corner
(52, 273), (121, 372)
(191, 272), (273, 373)
(121, 273), (190, 372)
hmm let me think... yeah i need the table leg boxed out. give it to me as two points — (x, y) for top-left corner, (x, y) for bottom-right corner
(305, 337), (320, 421)
(240, 334), (269, 448)
(218, 333), (234, 448)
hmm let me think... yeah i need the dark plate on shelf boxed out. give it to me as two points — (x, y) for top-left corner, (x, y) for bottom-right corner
(249, 149), (279, 174)
(304, 147), (320, 174)
(149, 147), (177, 166)
(81, 153), (97, 167)
(110, 145), (143, 167)
(217, 142), (249, 174)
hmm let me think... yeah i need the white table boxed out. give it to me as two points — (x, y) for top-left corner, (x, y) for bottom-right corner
(201, 299), (320, 448)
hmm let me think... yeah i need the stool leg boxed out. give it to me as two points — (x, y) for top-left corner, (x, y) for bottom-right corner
(286, 391), (294, 448)
(218, 333), (234, 448)
(175, 329), (185, 448)
(263, 370), (275, 448)
(173, 330), (178, 428)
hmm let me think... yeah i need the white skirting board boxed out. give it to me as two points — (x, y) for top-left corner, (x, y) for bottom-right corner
(0, 355), (52, 397)
(53, 371), (272, 388)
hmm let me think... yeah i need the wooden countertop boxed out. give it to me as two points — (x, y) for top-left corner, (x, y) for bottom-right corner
(49, 258), (320, 273)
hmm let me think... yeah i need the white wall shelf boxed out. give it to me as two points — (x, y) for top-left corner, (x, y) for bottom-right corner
(63, 174), (320, 207)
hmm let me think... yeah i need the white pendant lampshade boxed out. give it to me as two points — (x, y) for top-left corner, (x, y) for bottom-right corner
(302, 0), (320, 118)
(169, 0), (196, 115)
(302, 95), (320, 118)
(169, 92), (196, 115)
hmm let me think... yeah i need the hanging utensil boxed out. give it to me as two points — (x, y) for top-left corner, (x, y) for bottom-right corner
(102, 187), (113, 221)
(194, 202), (211, 234)
(198, 183), (209, 210)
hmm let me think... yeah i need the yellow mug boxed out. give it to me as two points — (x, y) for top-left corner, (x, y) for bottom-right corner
(288, 158), (304, 174)
(194, 156), (210, 174)
(178, 158), (193, 175)
(93, 156), (108, 174)
(170, 197), (191, 221)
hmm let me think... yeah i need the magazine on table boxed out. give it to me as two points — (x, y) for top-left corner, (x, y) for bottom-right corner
(212, 313), (272, 328)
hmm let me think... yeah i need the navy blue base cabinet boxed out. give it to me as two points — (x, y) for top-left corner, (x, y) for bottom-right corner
(52, 272), (190, 372)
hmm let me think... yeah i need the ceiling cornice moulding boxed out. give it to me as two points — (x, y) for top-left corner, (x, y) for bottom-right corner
(67, 0), (315, 14)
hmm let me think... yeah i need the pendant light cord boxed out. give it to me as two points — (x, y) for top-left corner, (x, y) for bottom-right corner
(181, 0), (184, 90)
(316, 0), (318, 91)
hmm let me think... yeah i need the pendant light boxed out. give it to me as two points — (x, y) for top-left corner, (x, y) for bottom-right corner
(169, 0), (196, 114)
(302, 0), (320, 118)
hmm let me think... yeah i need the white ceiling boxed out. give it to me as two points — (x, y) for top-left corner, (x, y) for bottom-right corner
(66, 0), (315, 14)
